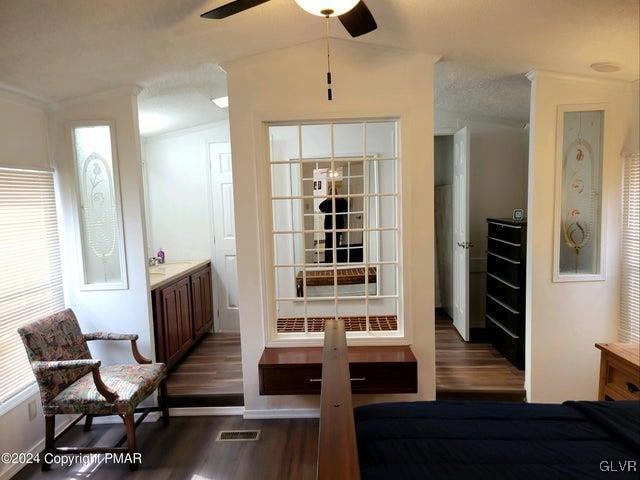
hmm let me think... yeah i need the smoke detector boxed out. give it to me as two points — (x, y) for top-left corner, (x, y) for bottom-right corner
(590, 62), (621, 73)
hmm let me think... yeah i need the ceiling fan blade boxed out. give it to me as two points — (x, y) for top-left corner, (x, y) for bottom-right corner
(338, 1), (377, 37)
(201, 0), (272, 19)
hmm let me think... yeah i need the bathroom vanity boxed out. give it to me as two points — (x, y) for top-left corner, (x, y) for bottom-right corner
(149, 260), (214, 370)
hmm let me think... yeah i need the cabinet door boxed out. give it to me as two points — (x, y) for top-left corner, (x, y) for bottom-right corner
(161, 283), (181, 364)
(161, 277), (193, 366)
(191, 266), (214, 340)
(176, 278), (193, 349)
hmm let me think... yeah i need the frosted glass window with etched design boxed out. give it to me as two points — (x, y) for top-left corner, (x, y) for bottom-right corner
(72, 124), (127, 289)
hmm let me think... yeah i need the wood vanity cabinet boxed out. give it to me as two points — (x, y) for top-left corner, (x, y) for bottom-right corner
(152, 263), (214, 370)
(160, 277), (193, 367)
(191, 266), (214, 339)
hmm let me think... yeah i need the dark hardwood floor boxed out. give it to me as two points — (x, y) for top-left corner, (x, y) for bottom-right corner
(435, 309), (525, 401)
(14, 416), (318, 480)
(167, 332), (244, 407)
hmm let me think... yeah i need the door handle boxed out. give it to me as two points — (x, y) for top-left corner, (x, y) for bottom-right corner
(457, 241), (474, 249)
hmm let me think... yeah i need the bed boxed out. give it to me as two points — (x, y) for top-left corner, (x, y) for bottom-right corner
(316, 320), (640, 480)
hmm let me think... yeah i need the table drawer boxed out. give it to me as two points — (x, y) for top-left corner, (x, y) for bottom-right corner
(260, 365), (322, 395)
(603, 360), (640, 401)
(259, 362), (417, 395)
(349, 363), (417, 394)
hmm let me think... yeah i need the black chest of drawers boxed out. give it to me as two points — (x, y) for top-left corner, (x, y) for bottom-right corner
(485, 218), (527, 369)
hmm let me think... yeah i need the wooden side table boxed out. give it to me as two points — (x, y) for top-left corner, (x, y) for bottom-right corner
(595, 343), (640, 401)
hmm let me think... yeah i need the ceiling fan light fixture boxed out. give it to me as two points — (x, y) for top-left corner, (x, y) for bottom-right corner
(294, 0), (359, 17)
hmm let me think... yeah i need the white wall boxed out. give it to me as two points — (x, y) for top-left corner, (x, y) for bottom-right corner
(526, 71), (634, 402)
(435, 114), (529, 328)
(0, 90), (66, 480)
(225, 39), (438, 417)
(49, 87), (153, 367)
(143, 121), (230, 260)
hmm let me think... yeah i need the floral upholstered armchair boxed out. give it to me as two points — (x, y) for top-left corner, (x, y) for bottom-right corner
(18, 309), (169, 471)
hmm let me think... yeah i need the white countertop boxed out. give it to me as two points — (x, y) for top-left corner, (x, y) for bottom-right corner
(148, 259), (210, 290)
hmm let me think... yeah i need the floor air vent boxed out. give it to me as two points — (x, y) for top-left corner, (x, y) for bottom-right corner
(216, 430), (261, 442)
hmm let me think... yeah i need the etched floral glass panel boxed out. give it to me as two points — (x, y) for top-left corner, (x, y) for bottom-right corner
(558, 110), (603, 277)
(73, 125), (127, 288)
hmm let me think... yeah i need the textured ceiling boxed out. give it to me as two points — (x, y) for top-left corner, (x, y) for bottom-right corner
(137, 63), (228, 136)
(435, 61), (531, 125)
(0, 0), (638, 105)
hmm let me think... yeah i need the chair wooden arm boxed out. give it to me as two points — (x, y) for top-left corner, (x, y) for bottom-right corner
(84, 332), (151, 365)
(32, 360), (119, 403)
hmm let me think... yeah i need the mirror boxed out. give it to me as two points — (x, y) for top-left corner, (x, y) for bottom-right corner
(269, 121), (399, 333)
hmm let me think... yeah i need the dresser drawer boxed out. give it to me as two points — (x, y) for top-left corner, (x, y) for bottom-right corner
(488, 222), (523, 244)
(486, 274), (521, 311)
(487, 252), (522, 285)
(486, 296), (520, 337)
(487, 317), (522, 369)
(487, 237), (521, 262)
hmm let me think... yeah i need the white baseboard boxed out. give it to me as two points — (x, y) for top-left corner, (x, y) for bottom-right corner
(91, 411), (161, 425)
(243, 408), (320, 419)
(0, 415), (79, 480)
(169, 406), (245, 417)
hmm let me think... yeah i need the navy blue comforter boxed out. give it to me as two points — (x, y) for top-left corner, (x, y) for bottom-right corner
(355, 400), (640, 479)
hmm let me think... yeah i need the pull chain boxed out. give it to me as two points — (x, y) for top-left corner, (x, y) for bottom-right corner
(325, 15), (332, 101)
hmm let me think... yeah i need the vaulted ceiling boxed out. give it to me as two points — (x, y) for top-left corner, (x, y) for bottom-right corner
(1, 0), (638, 104)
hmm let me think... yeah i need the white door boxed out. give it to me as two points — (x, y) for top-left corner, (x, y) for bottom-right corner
(209, 142), (240, 332)
(452, 127), (470, 341)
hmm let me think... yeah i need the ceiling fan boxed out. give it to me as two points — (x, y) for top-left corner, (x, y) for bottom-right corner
(201, 0), (377, 38)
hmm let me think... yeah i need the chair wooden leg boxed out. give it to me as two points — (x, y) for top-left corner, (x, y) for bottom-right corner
(123, 413), (138, 471)
(42, 415), (55, 471)
(159, 379), (170, 427)
(83, 414), (93, 432)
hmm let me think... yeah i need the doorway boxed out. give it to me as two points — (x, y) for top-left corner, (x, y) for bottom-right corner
(138, 71), (243, 406)
(432, 61), (530, 401)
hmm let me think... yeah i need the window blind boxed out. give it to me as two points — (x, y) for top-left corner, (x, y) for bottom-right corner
(620, 153), (640, 342)
(0, 167), (64, 405)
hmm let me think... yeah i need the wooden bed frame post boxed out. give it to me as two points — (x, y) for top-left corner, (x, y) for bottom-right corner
(316, 319), (361, 480)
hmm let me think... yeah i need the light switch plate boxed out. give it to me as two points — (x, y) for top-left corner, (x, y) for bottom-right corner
(28, 400), (37, 421)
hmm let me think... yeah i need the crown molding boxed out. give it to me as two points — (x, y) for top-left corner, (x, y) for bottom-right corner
(142, 118), (230, 141)
(525, 69), (634, 86)
(0, 82), (51, 109)
(50, 84), (143, 110)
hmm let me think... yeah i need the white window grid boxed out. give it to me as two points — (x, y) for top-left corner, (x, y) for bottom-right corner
(268, 120), (401, 336)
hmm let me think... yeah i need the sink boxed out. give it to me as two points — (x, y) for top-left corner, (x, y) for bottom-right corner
(148, 261), (208, 289)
